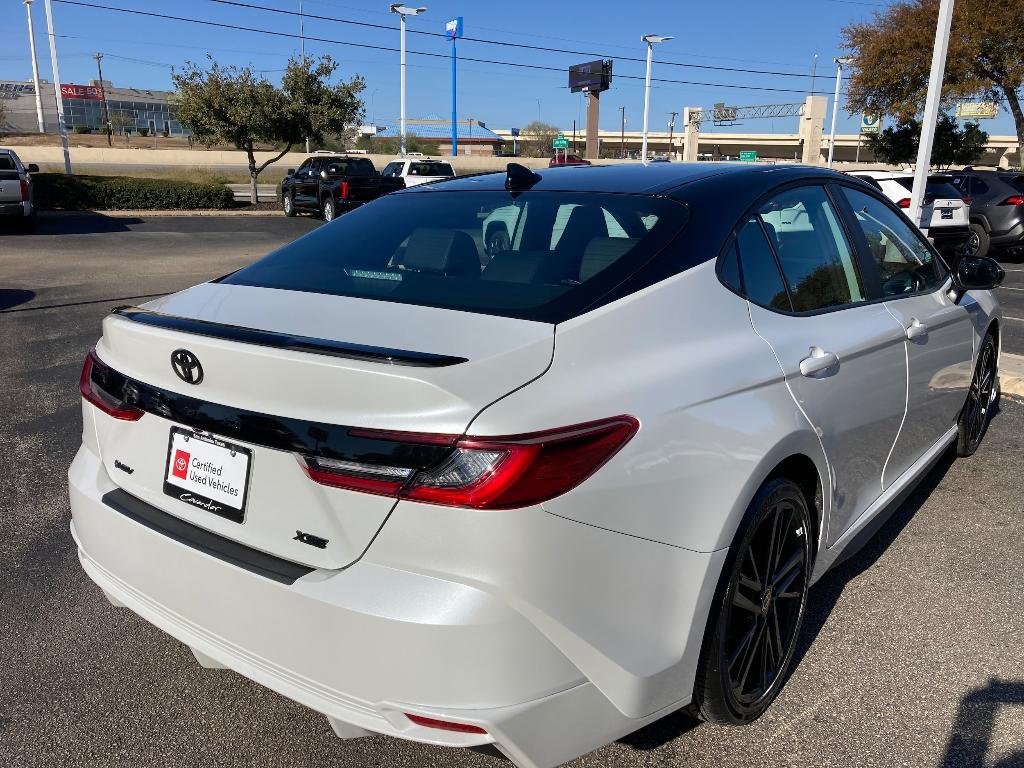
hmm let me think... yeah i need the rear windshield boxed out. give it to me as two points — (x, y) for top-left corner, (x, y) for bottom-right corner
(893, 176), (962, 199)
(223, 190), (689, 322)
(323, 158), (375, 177)
(409, 161), (454, 177)
(0, 156), (16, 171)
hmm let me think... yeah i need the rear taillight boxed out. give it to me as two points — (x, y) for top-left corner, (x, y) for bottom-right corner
(20, 179), (29, 202)
(79, 348), (144, 420)
(962, 197), (974, 204)
(897, 198), (911, 208)
(1001, 195), (1024, 206)
(404, 713), (487, 734)
(340, 181), (350, 199)
(301, 416), (639, 509)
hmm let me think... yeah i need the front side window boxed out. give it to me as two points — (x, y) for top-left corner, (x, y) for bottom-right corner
(757, 186), (865, 312)
(840, 187), (948, 296)
(223, 191), (689, 322)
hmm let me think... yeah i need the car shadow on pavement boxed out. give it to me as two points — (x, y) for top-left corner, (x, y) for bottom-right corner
(0, 289), (36, 311)
(35, 213), (143, 234)
(942, 678), (1024, 767)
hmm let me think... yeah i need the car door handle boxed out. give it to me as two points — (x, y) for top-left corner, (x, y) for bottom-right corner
(905, 319), (928, 340)
(799, 347), (839, 377)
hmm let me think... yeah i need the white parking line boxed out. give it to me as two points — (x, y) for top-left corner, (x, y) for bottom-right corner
(1005, 316), (1024, 322)
(999, 286), (1024, 291)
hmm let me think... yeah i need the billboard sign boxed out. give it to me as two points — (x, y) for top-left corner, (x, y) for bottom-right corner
(569, 59), (612, 94)
(860, 113), (882, 133)
(0, 82), (36, 100)
(60, 83), (104, 101)
(445, 16), (463, 39)
(955, 102), (998, 119)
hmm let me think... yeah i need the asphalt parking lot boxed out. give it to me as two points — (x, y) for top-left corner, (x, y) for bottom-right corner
(1, 215), (1023, 768)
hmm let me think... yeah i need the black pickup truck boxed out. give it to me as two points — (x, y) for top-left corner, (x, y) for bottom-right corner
(281, 155), (405, 221)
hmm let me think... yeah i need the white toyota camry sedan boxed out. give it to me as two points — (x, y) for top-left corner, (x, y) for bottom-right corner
(69, 162), (1004, 767)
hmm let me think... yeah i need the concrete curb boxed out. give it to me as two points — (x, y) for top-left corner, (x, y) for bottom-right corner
(1001, 352), (1024, 400)
(39, 209), (284, 218)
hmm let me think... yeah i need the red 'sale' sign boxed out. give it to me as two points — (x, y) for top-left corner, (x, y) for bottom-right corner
(60, 84), (104, 101)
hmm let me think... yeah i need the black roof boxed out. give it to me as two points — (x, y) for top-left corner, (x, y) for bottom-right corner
(404, 161), (851, 197)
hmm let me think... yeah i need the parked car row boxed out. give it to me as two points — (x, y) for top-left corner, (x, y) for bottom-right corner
(0, 148), (38, 232)
(281, 155), (457, 220)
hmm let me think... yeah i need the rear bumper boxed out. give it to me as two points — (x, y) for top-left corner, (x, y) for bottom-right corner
(926, 224), (970, 247)
(69, 444), (681, 767)
(989, 220), (1024, 247)
(0, 201), (32, 217)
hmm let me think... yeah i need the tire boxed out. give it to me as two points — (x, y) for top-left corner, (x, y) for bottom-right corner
(322, 197), (336, 223)
(283, 192), (296, 217)
(963, 222), (990, 258)
(690, 477), (814, 725)
(957, 332), (998, 457)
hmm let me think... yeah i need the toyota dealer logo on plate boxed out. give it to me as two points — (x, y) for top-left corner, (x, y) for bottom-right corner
(172, 449), (190, 480)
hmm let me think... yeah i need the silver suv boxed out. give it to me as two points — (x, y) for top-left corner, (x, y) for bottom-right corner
(0, 148), (38, 232)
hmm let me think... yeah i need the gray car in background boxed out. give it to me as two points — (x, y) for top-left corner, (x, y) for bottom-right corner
(0, 148), (38, 232)
(950, 167), (1024, 257)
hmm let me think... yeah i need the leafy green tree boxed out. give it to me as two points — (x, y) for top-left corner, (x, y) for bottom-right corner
(842, 0), (1024, 153)
(519, 121), (561, 158)
(172, 55), (364, 203)
(865, 113), (989, 168)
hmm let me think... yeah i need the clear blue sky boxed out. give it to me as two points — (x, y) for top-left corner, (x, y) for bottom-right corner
(2, 0), (1019, 136)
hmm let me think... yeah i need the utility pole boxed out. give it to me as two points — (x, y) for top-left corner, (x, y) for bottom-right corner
(827, 57), (851, 168)
(810, 53), (818, 96)
(43, 0), (71, 174)
(667, 110), (677, 160)
(619, 105), (625, 158)
(93, 53), (112, 147)
(24, 0), (46, 133)
(909, 0), (955, 229)
(640, 34), (672, 163)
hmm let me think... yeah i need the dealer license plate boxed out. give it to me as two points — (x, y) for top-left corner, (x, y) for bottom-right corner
(163, 427), (252, 523)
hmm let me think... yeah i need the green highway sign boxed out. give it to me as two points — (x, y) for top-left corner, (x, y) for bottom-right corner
(552, 136), (569, 149)
(739, 150), (758, 162)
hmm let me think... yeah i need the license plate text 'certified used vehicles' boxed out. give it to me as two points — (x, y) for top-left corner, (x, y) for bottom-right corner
(163, 428), (252, 523)
(69, 162), (1004, 768)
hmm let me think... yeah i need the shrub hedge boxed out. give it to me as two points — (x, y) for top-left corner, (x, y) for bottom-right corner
(34, 174), (235, 211)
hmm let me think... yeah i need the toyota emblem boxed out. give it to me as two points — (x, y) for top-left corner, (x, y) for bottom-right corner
(171, 349), (204, 385)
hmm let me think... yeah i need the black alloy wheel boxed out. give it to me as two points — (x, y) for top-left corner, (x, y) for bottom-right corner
(957, 332), (997, 457)
(691, 478), (814, 724)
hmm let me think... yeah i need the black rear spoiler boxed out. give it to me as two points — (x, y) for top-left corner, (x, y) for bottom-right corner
(110, 306), (468, 367)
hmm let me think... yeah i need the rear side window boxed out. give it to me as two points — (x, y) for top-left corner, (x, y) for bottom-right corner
(840, 187), (948, 296)
(381, 162), (403, 178)
(757, 186), (865, 312)
(733, 217), (791, 311)
(410, 162), (454, 177)
(223, 191), (689, 323)
(0, 156), (15, 171)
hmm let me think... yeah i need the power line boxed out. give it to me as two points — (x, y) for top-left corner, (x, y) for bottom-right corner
(51, 0), (845, 96)
(205, 0), (833, 80)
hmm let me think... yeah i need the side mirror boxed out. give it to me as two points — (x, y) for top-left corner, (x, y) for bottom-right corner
(955, 255), (1005, 292)
(286, 168), (295, 176)
(27, 163), (39, 173)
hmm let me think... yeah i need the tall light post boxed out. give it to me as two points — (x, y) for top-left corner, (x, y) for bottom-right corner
(445, 16), (462, 157)
(390, 4), (426, 158)
(827, 56), (852, 168)
(641, 34), (672, 164)
(300, 0), (309, 153)
(908, 0), (955, 229)
(43, 0), (71, 174)
(24, 0), (46, 134)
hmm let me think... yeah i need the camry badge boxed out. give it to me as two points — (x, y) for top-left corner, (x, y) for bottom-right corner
(171, 349), (204, 385)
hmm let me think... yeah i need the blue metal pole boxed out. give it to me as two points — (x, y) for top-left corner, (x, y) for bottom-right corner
(451, 38), (457, 157)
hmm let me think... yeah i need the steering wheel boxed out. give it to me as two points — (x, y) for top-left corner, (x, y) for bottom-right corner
(881, 268), (925, 296)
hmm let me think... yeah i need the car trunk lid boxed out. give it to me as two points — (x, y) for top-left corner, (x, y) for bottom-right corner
(89, 282), (554, 569)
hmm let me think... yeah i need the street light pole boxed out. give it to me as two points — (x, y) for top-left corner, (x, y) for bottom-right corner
(300, 0), (309, 153)
(826, 56), (851, 168)
(641, 34), (672, 164)
(667, 111), (677, 160)
(909, 0), (955, 230)
(24, 0), (46, 134)
(619, 106), (625, 158)
(43, 0), (71, 174)
(390, 4), (427, 159)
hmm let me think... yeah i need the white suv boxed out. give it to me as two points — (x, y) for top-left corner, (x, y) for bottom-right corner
(381, 158), (456, 187)
(850, 171), (969, 252)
